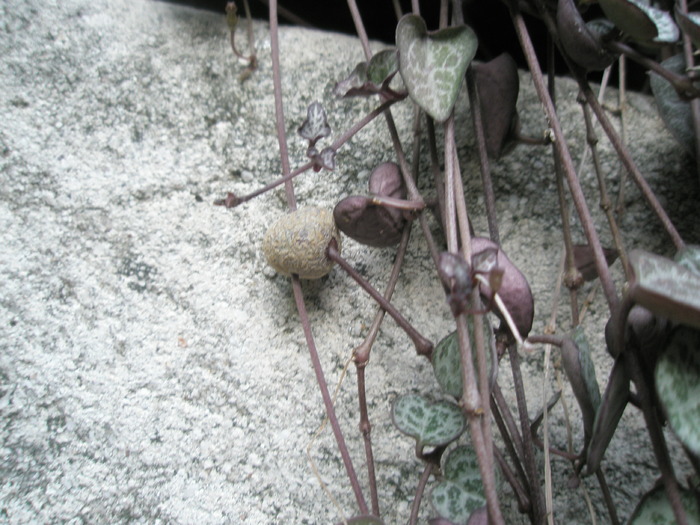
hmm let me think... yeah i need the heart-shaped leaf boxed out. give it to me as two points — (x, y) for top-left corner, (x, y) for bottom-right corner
(396, 15), (478, 122)
(392, 394), (465, 447)
(366, 49), (400, 87)
(333, 162), (408, 248)
(598, 0), (679, 44)
(655, 326), (700, 456)
(334, 195), (406, 247)
(472, 53), (520, 158)
(431, 446), (486, 524)
(471, 237), (534, 339)
(432, 323), (493, 400)
(368, 161), (405, 199)
(650, 54), (698, 158)
(334, 49), (402, 99)
(628, 249), (700, 330)
(561, 328), (601, 447)
(318, 146), (336, 171)
(628, 483), (700, 524)
(557, 0), (618, 71)
(297, 101), (331, 145)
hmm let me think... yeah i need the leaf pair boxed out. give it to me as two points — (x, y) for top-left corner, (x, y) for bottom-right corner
(297, 102), (336, 171)
(333, 162), (409, 248)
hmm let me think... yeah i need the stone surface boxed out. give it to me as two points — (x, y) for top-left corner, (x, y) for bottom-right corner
(1, 1), (698, 524)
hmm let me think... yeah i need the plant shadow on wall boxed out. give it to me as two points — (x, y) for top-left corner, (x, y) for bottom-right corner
(216, 0), (700, 524)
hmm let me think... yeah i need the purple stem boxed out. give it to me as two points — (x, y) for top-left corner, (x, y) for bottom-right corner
(268, 0), (367, 514)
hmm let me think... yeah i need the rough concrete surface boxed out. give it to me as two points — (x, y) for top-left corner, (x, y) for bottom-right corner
(1, 0), (698, 524)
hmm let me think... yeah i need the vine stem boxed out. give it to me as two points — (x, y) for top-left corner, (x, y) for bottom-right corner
(444, 116), (504, 525)
(509, 6), (619, 314)
(531, 3), (686, 253)
(466, 67), (500, 244)
(354, 224), (413, 516)
(326, 241), (433, 358)
(408, 463), (434, 525)
(677, 0), (700, 178)
(268, 0), (368, 515)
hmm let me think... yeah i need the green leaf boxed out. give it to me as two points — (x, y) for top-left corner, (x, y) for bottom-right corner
(392, 394), (466, 447)
(366, 49), (399, 86)
(655, 326), (700, 456)
(628, 483), (700, 524)
(432, 321), (493, 400)
(598, 0), (678, 44)
(650, 54), (697, 158)
(628, 249), (700, 330)
(431, 446), (486, 524)
(334, 49), (401, 99)
(396, 15), (477, 122)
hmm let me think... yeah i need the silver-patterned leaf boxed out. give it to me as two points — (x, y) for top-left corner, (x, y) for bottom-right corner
(297, 101), (331, 144)
(396, 15), (477, 122)
(432, 322), (493, 400)
(431, 446), (486, 524)
(655, 326), (700, 456)
(629, 249), (700, 329)
(391, 394), (465, 447)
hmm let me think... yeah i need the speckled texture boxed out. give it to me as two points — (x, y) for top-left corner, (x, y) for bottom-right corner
(1, 0), (698, 524)
(262, 207), (340, 279)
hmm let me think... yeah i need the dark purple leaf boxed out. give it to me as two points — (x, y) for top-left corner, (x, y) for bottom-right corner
(675, 6), (700, 48)
(368, 161), (406, 200)
(472, 237), (534, 338)
(437, 252), (472, 317)
(333, 195), (406, 247)
(572, 244), (619, 281)
(598, 0), (678, 44)
(472, 53), (520, 159)
(557, 0), (618, 71)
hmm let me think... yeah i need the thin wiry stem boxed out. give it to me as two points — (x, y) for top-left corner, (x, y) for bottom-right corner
(466, 67), (500, 244)
(531, 2), (686, 252)
(509, 5), (620, 314)
(269, 0), (367, 515)
(677, 0), (700, 178)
